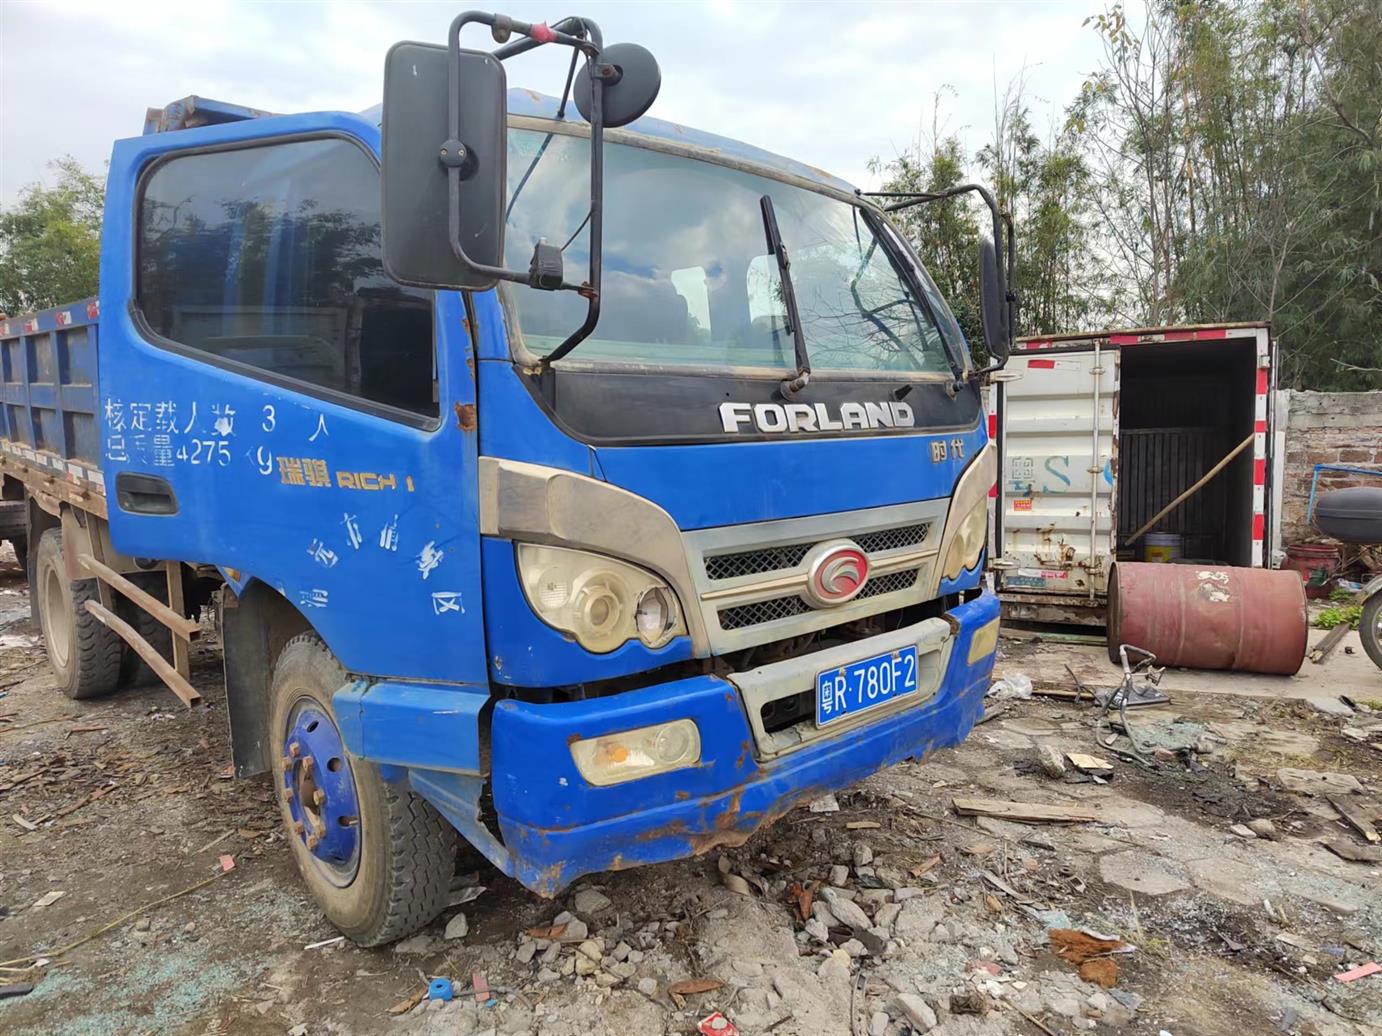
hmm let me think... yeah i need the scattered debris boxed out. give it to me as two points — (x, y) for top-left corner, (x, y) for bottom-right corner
(1323, 839), (1382, 863)
(1328, 795), (1380, 843)
(30, 891), (65, 909)
(1276, 768), (1363, 796)
(304, 935), (344, 950)
(952, 798), (1096, 823)
(808, 793), (841, 814)
(1079, 958), (1120, 987)
(988, 673), (1034, 700)
(697, 1011), (739, 1035)
(1049, 928), (1136, 964)
(11, 814), (38, 832)
(669, 978), (723, 996)
(1247, 818), (1278, 840)
(1066, 752), (1115, 779)
(388, 988), (426, 1015)
(448, 884), (486, 906)
(444, 912), (469, 940)
(572, 887), (613, 915)
(193, 829), (233, 854)
(1036, 744), (1066, 778)
(0, 983), (36, 1000)
(1334, 962), (1380, 984)
(471, 972), (489, 1004)
(427, 977), (454, 1002)
(217, 854), (236, 873)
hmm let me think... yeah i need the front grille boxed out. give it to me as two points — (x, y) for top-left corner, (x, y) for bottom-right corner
(704, 522), (931, 582)
(717, 568), (921, 630)
(854, 522), (931, 554)
(705, 542), (814, 581)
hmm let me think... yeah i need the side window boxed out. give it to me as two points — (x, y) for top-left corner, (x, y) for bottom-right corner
(137, 138), (437, 419)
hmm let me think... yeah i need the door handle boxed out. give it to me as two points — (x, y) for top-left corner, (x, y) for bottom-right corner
(115, 473), (179, 516)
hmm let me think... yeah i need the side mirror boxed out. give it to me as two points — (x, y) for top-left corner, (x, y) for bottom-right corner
(978, 237), (1010, 365)
(381, 41), (507, 291)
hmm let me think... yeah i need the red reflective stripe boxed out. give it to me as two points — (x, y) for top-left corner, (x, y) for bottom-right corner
(1255, 419), (1267, 433)
(1108, 334), (1139, 345)
(1255, 370), (1269, 394)
(1254, 459), (1266, 486)
(987, 413), (998, 436)
(989, 484), (997, 498)
(1253, 514), (1265, 539)
(1194, 328), (1228, 340)
(1027, 358), (1056, 369)
(1023, 338), (1053, 350)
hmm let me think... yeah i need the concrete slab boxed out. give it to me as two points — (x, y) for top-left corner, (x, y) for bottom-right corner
(997, 625), (1380, 708)
(1098, 850), (1191, 896)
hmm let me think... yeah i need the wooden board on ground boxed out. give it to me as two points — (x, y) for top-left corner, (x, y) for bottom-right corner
(1328, 796), (1380, 843)
(951, 798), (1096, 824)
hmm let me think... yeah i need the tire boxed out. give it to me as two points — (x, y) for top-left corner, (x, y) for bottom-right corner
(117, 571), (174, 687)
(1360, 594), (1382, 671)
(270, 634), (455, 946)
(34, 529), (123, 699)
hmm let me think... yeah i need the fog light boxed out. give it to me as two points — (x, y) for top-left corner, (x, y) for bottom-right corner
(967, 617), (1000, 664)
(570, 719), (701, 786)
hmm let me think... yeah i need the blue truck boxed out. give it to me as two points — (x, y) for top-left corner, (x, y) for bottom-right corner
(0, 12), (1013, 944)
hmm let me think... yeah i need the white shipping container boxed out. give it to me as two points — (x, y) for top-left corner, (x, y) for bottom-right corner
(987, 323), (1276, 626)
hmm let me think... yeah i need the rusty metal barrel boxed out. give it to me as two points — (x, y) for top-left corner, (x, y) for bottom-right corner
(1107, 562), (1307, 675)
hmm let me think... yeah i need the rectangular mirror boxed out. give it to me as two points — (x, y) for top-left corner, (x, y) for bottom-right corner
(381, 41), (507, 291)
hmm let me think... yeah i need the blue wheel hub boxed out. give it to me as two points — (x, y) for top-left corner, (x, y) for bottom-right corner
(281, 703), (361, 884)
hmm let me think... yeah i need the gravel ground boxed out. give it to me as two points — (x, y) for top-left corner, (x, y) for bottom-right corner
(2, 545), (1380, 1036)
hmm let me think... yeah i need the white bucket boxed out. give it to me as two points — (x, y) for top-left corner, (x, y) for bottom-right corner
(1144, 532), (1183, 563)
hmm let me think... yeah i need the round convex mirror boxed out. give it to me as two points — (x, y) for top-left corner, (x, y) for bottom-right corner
(574, 43), (661, 128)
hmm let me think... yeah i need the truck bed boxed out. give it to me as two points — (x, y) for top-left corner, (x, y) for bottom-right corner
(0, 299), (106, 507)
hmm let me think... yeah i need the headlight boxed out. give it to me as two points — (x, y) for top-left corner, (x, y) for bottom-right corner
(517, 544), (688, 653)
(570, 719), (702, 786)
(942, 499), (988, 580)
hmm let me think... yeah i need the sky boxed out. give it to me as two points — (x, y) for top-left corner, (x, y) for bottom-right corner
(0, 0), (1106, 205)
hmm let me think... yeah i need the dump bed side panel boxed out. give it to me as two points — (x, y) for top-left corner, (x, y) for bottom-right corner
(0, 300), (105, 488)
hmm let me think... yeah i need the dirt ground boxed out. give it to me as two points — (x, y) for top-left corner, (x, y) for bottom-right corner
(2, 546), (1381, 1036)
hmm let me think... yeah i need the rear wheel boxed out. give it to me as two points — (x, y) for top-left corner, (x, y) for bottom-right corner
(270, 634), (455, 945)
(1360, 594), (1382, 671)
(117, 571), (174, 687)
(35, 529), (123, 699)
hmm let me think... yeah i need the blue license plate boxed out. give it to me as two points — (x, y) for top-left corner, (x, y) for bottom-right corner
(815, 645), (919, 727)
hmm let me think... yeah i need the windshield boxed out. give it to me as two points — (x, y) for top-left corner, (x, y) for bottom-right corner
(502, 128), (966, 375)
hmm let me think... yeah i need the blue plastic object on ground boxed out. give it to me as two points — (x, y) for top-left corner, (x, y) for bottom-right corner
(427, 978), (454, 1002)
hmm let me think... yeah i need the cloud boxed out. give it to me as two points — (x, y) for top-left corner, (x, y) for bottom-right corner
(1, 0), (1103, 202)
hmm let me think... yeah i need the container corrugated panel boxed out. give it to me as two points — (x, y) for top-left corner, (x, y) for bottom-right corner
(1117, 429), (1222, 559)
(996, 351), (1116, 595)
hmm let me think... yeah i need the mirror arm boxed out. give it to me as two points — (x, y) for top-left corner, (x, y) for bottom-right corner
(440, 9), (607, 352)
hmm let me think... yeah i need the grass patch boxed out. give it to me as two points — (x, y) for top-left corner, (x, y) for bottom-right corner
(1313, 604), (1362, 629)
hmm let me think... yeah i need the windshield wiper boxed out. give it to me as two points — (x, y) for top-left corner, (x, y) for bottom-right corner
(759, 195), (810, 397)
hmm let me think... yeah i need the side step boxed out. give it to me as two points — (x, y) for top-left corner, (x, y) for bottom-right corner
(78, 555), (201, 707)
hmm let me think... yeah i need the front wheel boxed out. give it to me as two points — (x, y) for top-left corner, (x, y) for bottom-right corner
(1360, 593), (1382, 671)
(270, 634), (456, 945)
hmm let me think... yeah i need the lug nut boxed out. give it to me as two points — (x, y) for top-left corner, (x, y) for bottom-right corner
(288, 742), (301, 757)
(312, 790), (326, 806)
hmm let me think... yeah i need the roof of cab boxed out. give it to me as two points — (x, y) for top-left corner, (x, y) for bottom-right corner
(145, 91), (855, 195)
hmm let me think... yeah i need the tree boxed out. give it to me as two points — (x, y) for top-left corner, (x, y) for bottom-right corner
(0, 158), (104, 314)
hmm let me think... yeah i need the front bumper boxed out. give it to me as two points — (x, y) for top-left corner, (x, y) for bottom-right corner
(488, 589), (999, 893)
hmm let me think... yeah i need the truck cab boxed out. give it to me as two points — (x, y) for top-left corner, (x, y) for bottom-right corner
(4, 14), (1009, 945)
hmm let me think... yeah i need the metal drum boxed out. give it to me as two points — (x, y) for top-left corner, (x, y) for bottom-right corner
(1107, 562), (1307, 675)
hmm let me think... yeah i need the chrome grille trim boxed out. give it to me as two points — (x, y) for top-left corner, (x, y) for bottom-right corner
(682, 498), (950, 654)
(703, 521), (931, 582)
(717, 569), (920, 631)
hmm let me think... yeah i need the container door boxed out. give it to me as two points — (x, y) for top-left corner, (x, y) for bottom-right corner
(995, 351), (1117, 596)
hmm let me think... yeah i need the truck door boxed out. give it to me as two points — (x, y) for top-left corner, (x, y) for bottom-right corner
(98, 114), (487, 690)
(995, 349), (1117, 597)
